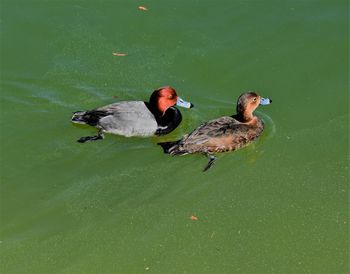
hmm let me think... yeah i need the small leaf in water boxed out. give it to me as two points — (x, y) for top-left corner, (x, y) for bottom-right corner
(138, 6), (148, 11)
(112, 52), (127, 56)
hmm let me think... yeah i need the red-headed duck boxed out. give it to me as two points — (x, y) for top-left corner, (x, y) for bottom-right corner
(158, 91), (272, 171)
(72, 86), (193, 143)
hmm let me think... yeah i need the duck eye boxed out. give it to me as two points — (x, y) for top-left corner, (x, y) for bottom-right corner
(252, 98), (257, 102)
(168, 95), (174, 99)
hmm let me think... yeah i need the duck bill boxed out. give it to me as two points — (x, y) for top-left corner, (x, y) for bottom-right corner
(260, 97), (272, 105)
(176, 97), (194, 108)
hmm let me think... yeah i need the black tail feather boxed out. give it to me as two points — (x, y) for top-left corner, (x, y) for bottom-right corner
(157, 140), (181, 154)
(71, 111), (87, 124)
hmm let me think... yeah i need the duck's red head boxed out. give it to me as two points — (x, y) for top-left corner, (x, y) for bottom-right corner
(149, 86), (193, 115)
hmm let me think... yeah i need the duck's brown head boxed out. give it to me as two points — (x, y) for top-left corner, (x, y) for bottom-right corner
(236, 91), (272, 122)
(149, 86), (193, 115)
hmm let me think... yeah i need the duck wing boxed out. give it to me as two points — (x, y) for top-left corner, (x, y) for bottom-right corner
(181, 116), (241, 145)
(178, 116), (256, 153)
(95, 101), (158, 137)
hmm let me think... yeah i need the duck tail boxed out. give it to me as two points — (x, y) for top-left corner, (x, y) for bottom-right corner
(157, 140), (186, 156)
(71, 111), (87, 124)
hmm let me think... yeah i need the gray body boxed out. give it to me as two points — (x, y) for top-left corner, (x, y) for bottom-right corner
(97, 101), (158, 137)
(73, 101), (158, 137)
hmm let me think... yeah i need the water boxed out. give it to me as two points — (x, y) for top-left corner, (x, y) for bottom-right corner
(1, 1), (348, 273)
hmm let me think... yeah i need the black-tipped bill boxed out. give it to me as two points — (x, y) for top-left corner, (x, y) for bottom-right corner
(260, 97), (272, 105)
(176, 97), (193, 108)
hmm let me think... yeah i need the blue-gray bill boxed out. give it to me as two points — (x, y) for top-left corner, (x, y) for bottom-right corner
(260, 97), (272, 105)
(176, 97), (194, 108)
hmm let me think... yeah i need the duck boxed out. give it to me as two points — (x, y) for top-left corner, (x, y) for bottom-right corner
(158, 91), (272, 171)
(71, 86), (193, 143)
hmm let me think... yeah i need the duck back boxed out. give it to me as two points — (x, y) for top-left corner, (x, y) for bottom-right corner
(96, 101), (158, 137)
(159, 116), (264, 154)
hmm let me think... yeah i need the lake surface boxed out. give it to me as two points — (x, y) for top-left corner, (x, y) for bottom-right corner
(1, 1), (348, 273)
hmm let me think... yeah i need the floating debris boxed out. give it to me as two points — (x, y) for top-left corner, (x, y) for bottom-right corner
(190, 215), (198, 221)
(112, 52), (127, 56)
(138, 6), (148, 11)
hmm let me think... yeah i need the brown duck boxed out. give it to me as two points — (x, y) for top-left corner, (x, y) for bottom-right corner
(158, 91), (272, 171)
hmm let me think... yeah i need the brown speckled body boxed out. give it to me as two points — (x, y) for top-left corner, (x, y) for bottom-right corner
(158, 91), (271, 171)
(166, 115), (264, 155)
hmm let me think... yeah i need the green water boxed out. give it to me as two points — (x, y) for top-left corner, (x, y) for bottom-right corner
(1, 1), (348, 273)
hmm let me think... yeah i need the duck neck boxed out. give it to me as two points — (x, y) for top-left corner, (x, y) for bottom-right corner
(145, 101), (163, 118)
(234, 111), (254, 123)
